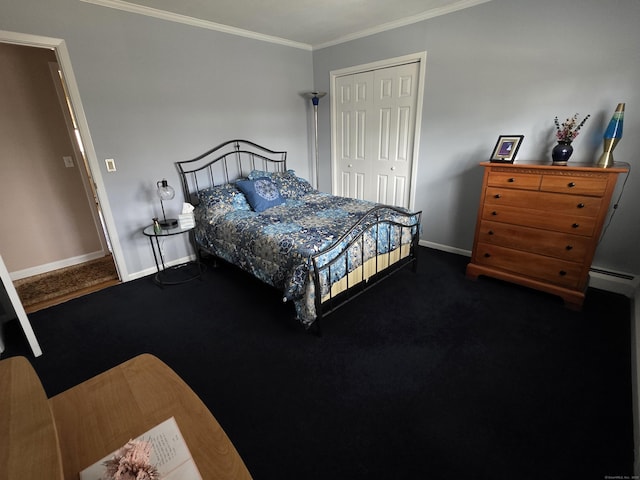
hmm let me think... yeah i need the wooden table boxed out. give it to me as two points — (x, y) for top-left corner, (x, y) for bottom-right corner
(49, 354), (252, 480)
(0, 356), (63, 479)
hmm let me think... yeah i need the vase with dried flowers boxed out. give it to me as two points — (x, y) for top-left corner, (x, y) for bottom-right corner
(551, 113), (590, 165)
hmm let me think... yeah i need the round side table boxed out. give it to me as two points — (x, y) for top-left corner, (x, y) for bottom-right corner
(142, 224), (202, 285)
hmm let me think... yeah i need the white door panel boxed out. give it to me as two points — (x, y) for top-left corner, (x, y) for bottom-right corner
(336, 72), (373, 199)
(340, 172), (350, 198)
(334, 61), (419, 208)
(354, 172), (366, 200)
(376, 174), (388, 204)
(393, 175), (407, 207)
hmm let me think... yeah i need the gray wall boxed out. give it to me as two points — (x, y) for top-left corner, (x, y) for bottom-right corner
(313, 0), (640, 277)
(0, 0), (313, 276)
(1, 0), (638, 279)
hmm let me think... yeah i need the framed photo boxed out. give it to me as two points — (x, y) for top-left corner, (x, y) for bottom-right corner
(490, 135), (524, 163)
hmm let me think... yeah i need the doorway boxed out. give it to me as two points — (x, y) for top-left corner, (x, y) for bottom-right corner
(331, 52), (426, 210)
(49, 60), (112, 256)
(0, 30), (125, 309)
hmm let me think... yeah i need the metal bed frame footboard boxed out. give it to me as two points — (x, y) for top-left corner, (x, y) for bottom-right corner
(176, 140), (422, 333)
(176, 139), (287, 206)
(310, 205), (422, 333)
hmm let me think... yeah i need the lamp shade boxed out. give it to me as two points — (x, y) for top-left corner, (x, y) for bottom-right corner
(156, 179), (177, 227)
(157, 179), (175, 200)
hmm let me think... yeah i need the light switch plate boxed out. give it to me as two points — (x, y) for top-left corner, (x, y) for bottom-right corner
(105, 158), (116, 172)
(63, 156), (74, 168)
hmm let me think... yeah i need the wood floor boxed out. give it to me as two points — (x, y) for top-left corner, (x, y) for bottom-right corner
(13, 255), (120, 314)
(23, 278), (121, 314)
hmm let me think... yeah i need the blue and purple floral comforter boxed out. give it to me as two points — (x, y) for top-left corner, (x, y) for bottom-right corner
(194, 171), (418, 327)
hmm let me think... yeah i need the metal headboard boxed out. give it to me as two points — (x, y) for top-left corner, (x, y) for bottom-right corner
(175, 139), (288, 204)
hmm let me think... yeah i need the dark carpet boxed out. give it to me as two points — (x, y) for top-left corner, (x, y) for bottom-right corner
(1, 247), (633, 479)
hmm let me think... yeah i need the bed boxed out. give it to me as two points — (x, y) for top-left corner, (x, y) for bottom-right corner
(176, 140), (422, 332)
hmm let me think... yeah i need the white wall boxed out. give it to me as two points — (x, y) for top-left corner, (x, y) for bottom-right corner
(313, 0), (640, 278)
(0, 0), (314, 278)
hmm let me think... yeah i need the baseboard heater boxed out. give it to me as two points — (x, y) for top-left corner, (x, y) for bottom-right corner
(590, 267), (635, 281)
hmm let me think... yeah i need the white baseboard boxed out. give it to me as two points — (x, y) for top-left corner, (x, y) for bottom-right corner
(9, 250), (108, 281)
(587, 268), (639, 298)
(420, 240), (471, 257)
(126, 254), (196, 282)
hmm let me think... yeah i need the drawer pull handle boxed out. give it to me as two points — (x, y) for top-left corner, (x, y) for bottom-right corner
(488, 230), (494, 235)
(565, 245), (573, 251)
(508, 178), (515, 183)
(559, 270), (567, 276)
(577, 203), (585, 209)
(568, 182), (576, 188)
(494, 194), (501, 199)
(572, 223), (580, 229)
(484, 253), (491, 258)
(491, 211), (498, 216)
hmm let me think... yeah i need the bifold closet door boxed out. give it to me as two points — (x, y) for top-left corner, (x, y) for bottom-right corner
(334, 61), (419, 209)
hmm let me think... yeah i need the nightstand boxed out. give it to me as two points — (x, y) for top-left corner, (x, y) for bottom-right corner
(143, 224), (202, 285)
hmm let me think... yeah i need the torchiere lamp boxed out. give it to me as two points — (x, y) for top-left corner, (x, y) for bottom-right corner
(303, 91), (327, 189)
(156, 179), (177, 227)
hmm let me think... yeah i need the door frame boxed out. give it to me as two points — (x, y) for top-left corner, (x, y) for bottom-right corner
(0, 29), (127, 280)
(48, 60), (111, 257)
(330, 52), (427, 211)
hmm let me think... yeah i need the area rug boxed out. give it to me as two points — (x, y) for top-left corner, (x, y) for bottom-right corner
(13, 255), (119, 309)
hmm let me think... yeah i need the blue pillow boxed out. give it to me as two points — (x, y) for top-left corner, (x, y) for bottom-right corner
(248, 169), (316, 199)
(236, 177), (285, 212)
(197, 183), (251, 211)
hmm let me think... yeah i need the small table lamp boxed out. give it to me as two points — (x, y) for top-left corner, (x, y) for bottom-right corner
(157, 179), (178, 227)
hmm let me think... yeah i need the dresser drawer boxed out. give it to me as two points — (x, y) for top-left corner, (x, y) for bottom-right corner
(481, 204), (597, 236)
(475, 243), (583, 288)
(485, 187), (603, 217)
(477, 220), (591, 261)
(540, 175), (608, 196)
(487, 172), (542, 190)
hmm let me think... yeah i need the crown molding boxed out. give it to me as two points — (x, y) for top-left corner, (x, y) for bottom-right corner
(80, 0), (313, 51)
(313, 0), (492, 50)
(81, 0), (492, 51)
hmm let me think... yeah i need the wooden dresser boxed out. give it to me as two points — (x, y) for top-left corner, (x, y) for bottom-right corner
(466, 161), (628, 309)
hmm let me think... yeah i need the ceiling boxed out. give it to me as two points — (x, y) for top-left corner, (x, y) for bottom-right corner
(87, 0), (491, 49)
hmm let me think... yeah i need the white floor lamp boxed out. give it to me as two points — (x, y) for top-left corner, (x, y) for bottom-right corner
(303, 91), (326, 189)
